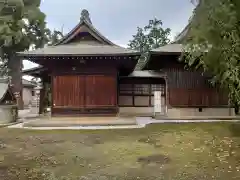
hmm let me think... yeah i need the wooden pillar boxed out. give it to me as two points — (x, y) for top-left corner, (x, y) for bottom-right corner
(39, 76), (48, 114)
(8, 54), (23, 109)
(164, 76), (169, 114)
(116, 73), (119, 113)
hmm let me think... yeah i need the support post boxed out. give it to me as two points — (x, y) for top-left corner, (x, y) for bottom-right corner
(39, 77), (48, 114)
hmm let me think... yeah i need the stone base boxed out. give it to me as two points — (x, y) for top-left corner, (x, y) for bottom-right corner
(0, 105), (18, 124)
(167, 107), (235, 118)
(119, 107), (236, 119)
(119, 107), (154, 117)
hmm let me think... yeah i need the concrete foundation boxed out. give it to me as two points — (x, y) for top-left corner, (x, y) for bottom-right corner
(166, 107), (235, 118)
(119, 106), (235, 119)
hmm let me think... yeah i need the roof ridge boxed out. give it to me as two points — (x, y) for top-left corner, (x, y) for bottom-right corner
(55, 18), (117, 46)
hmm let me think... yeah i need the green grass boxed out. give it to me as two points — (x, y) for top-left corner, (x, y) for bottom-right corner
(0, 122), (240, 179)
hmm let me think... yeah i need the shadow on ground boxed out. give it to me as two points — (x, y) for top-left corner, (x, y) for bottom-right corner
(229, 122), (240, 137)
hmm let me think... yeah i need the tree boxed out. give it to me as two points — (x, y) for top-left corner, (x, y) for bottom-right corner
(48, 29), (64, 46)
(0, 0), (50, 108)
(144, 18), (171, 49)
(128, 18), (171, 69)
(183, 0), (240, 109)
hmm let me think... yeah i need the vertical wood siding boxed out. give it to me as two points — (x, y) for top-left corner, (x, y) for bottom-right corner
(53, 74), (117, 109)
(85, 75), (116, 107)
(164, 67), (228, 107)
(53, 75), (85, 107)
(145, 55), (229, 107)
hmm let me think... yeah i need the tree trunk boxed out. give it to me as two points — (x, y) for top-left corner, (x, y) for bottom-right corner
(8, 53), (23, 109)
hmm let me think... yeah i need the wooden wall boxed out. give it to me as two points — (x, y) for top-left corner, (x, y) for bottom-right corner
(52, 65), (118, 115)
(164, 67), (229, 107)
(53, 75), (85, 108)
(146, 54), (229, 107)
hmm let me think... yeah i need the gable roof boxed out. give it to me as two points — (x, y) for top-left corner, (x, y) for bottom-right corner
(22, 79), (37, 87)
(18, 10), (140, 57)
(55, 18), (115, 46)
(0, 78), (9, 102)
(174, 24), (190, 43)
(141, 44), (183, 70)
(174, 1), (202, 43)
(0, 78), (15, 103)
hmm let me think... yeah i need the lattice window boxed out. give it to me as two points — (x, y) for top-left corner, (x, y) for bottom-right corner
(134, 84), (150, 95)
(151, 84), (165, 96)
(119, 84), (133, 94)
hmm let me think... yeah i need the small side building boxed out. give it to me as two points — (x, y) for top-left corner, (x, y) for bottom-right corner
(0, 78), (17, 123)
(142, 43), (234, 118)
(22, 79), (37, 108)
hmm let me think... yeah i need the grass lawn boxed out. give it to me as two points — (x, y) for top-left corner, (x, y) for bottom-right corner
(0, 123), (240, 180)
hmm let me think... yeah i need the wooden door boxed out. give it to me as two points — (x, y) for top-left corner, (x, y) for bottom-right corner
(85, 75), (117, 108)
(53, 75), (85, 108)
(53, 75), (117, 110)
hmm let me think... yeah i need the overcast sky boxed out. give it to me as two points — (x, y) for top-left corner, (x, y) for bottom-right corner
(23, 0), (194, 75)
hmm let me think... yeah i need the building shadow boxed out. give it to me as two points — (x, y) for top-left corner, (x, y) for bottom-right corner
(229, 122), (240, 137)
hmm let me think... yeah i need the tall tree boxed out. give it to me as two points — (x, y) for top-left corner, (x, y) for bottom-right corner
(183, 0), (240, 108)
(128, 18), (171, 69)
(144, 18), (171, 49)
(128, 27), (150, 69)
(48, 30), (64, 45)
(0, 0), (50, 108)
(128, 27), (150, 54)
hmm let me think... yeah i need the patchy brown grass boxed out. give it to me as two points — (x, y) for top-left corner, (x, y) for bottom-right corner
(0, 122), (240, 179)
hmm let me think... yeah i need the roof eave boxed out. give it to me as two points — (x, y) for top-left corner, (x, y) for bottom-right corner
(17, 52), (141, 57)
(141, 50), (182, 70)
(150, 51), (182, 55)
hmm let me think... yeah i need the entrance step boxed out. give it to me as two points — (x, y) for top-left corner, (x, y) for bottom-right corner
(23, 117), (137, 128)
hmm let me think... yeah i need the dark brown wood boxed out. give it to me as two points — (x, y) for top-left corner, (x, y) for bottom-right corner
(132, 83), (135, 106)
(143, 53), (229, 108)
(168, 88), (228, 107)
(85, 75), (117, 108)
(52, 107), (118, 116)
(165, 67), (229, 107)
(39, 76), (49, 114)
(53, 75), (85, 108)
(148, 84), (151, 106)
(52, 73), (117, 116)
(39, 86), (45, 114)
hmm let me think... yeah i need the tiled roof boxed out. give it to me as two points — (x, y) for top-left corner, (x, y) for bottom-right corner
(150, 44), (183, 54)
(22, 79), (37, 87)
(0, 78), (9, 101)
(18, 10), (140, 57)
(18, 43), (139, 56)
(124, 70), (166, 78)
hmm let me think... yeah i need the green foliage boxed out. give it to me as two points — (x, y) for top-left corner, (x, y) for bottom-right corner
(144, 18), (171, 49)
(183, 0), (240, 105)
(0, 0), (50, 76)
(48, 30), (64, 46)
(128, 27), (150, 53)
(128, 18), (171, 70)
